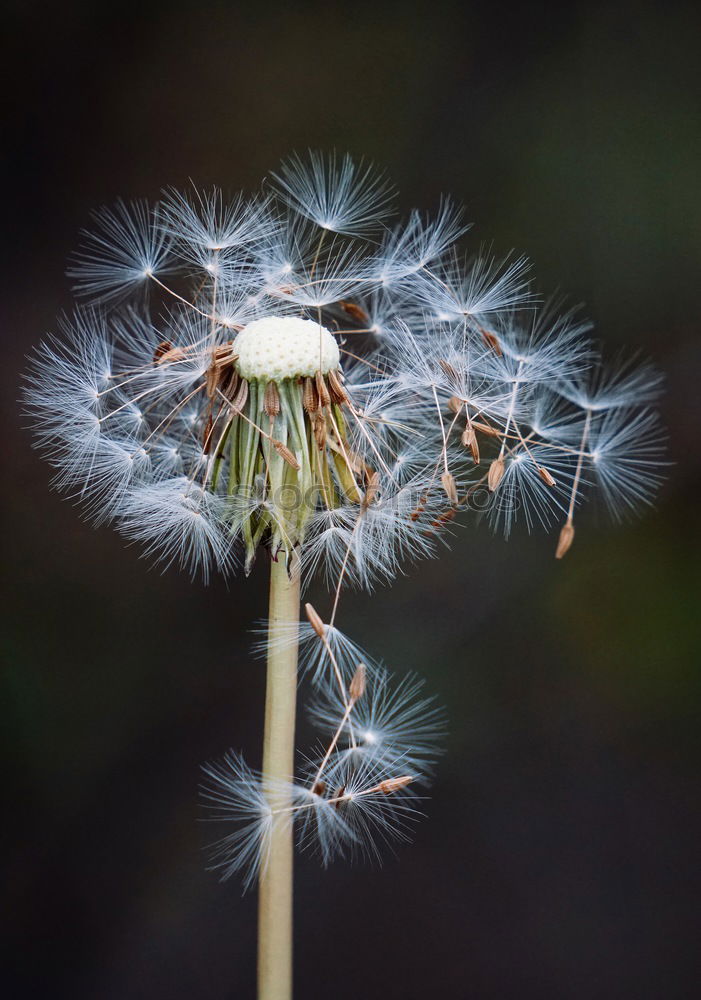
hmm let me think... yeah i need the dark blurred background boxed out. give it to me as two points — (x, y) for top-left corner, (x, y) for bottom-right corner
(2, 2), (700, 998)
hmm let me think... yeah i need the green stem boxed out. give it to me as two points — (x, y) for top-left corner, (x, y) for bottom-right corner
(258, 553), (300, 1000)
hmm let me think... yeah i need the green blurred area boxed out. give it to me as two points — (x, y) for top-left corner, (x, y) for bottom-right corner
(2, 2), (699, 998)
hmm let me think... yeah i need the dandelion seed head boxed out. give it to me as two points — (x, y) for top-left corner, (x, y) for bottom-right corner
(26, 151), (669, 889)
(25, 152), (665, 583)
(234, 316), (340, 381)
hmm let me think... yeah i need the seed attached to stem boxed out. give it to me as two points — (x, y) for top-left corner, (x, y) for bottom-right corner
(327, 368), (349, 404)
(316, 371), (331, 408)
(312, 411), (327, 449)
(264, 380), (281, 418)
(303, 376), (320, 414)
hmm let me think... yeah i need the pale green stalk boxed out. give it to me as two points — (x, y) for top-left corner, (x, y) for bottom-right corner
(258, 553), (301, 1000)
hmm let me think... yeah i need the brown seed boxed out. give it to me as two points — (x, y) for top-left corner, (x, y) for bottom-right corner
(538, 466), (556, 487)
(157, 345), (186, 365)
(222, 367), (240, 399)
(205, 361), (221, 400)
(461, 426), (480, 464)
(312, 781), (326, 796)
(438, 358), (458, 380)
(339, 300), (369, 323)
(205, 343), (239, 396)
(472, 420), (501, 438)
(312, 411), (327, 449)
(378, 775), (414, 795)
(480, 327), (503, 356)
(153, 340), (172, 362)
(441, 471), (458, 505)
(348, 451), (366, 474)
(304, 603), (326, 639)
(447, 395), (464, 414)
(488, 458), (505, 491)
(327, 368), (349, 405)
(333, 785), (347, 808)
(325, 434), (364, 473)
(212, 342), (234, 363)
(349, 663), (366, 701)
(229, 378), (249, 414)
(411, 494), (428, 521)
(431, 507), (457, 529)
(303, 376), (320, 414)
(272, 439), (300, 470)
(263, 380), (281, 418)
(202, 413), (214, 453)
(362, 470), (380, 509)
(555, 521), (575, 559)
(315, 371), (331, 408)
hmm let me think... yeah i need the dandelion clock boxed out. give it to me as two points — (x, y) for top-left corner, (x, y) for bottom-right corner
(24, 151), (666, 1000)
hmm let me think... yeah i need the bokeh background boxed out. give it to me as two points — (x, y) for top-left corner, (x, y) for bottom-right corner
(2, 2), (700, 997)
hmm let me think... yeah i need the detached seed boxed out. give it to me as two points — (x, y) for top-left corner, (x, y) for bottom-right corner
(488, 458), (505, 491)
(555, 521), (575, 559)
(157, 345), (186, 365)
(362, 470), (380, 509)
(480, 327), (502, 356)
(349, 663), (367, 701)
(438, 358), (458, 380)
(153, 340), (172, 362)
(339, 300), (369, 323)
(304, 603), (326, 639)
(472, 420), (501, 438)
(379, 776), (414, 795)
(461, 426), (480, 463)
(229, 378), (248, 414)
(441, 471), (458, 505)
